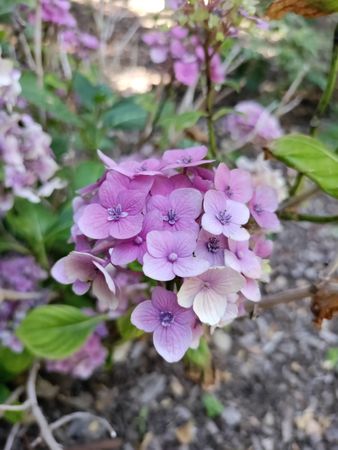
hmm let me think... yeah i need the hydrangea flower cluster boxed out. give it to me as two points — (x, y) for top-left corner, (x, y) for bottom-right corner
(225, 101), (283, 145)
(0, 256), (47, 353)
(52, 146), (281, 362)
(27, 0), (99, 59)
(46, 313), (108, 379)
(0, 111), (65, 212)
(143, 26), (225, 86)
(0, 57), (21, 109)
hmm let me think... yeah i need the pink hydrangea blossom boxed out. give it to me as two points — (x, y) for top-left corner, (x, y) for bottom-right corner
(147, 188), (202, 234)
(162, 146), (210, 170)
(51, 251), (117, 311)
(143, 230), (209, 281)
(177, 267), (244, 325)
(195, 230), (227, 266)
(214, 163), (253, 203)
(224, 240), (262, 279)
(249, 186), (280, 231)
(131, 287), (195, 362)
(202, 190), (250, 241)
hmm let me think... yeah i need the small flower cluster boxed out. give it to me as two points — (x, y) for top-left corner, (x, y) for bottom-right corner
(0, 111), (65, 212)
(0, 255), (47, 353)
(46, 313), (108, 379)
(52, 146), (280, 362)
(225, 101), (283, 145)
(0, 58), (21, 110)
(28, 0), (99, 59)
(143, 25), (225, 86)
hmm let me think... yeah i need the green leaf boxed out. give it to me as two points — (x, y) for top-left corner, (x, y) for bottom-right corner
(185, 337), (211, 368)
(72, 160), (105, 191)
(212, 107), (235, 121)
(326, 347), (338, 368)
(20, 72), (79, 125)
(160, 111), (205, 132)
(0, 0), (36, 15)
(202, 393), (224, 418)
(0, 383), (25, 423)
(103, 99), (147, 130)
(5, 199), (55, 267)
(116, 310), (144, 342)
(16, 305), (106, 359)
(0, 347), (33, 375)
(270, 134), (338, 198)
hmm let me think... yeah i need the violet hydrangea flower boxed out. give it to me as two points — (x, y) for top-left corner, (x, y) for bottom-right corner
(131, 287), (195, 362)
(162, 146), (211, 170)
(202, 190), (250, 241)
(177, 267), (244, 326)
(195, 229), (227, 266)
(51, 251), (117, 311)
(249, 186), (280, 231)
(78, 175), (146, 240)
(224, 240), (262, 279)
(214, 163), (253, 203)
(147, 187), (202, 234)
(143, 230), (209, 281)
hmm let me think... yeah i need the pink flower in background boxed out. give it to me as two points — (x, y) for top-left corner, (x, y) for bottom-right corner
(225, 101), (283, 144)
(51, 251), (117, 310)
(147, 188), (202, 233)
(40, 0), (76, 27)
(143, 231), (209, 281)
(210, 53), (225, 84)
(202, 190), (250, 241)
(78, 176), (145, 239)
(0, 57), (21, 109)
(224, 240), (262, 279)
(131, 287), (194, 362)
(249, 186), (280, 231)
(214, 163), (253, 203)
(195, 230), (227, 266)
(46, 332), (107, 379)
(174, 61), (199, 86)
(177, 267), (244, 325)
(150, 174), (192, 196)
(162, 146), (210, 169)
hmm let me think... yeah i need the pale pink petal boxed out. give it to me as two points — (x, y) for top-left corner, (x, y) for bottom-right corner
(150, 46), (168, 63)
(143, 253), (175, 281)
(224, 249), (241, 273)
(92, 261), (116, 294)
(78, 204), (110, 239)
(174, 61), (199, 86)
(110, 241), (140, 265)
(92, 273), (118, 311)
(254, 186), (278, 211)
(203, 190), (227, 215)
(214, 163), (231, 191)
(203, 267), (244, 296)
(73, 280), (90, 295)
(177, 277), (204, 308)
(118, 190), (145, 215)
(253, 210), (280, 231)
(193, 289), (226, 325)
(241, 278), (261, 302)
(153, 323), (192, 362)
(152, 286), (178, 312)
(229, 169), (253, 203)
(170, 188), (202, 219)
(223, 223), (250, 241)
(146, 230), (174, 257)
(201, 213), (223, 235)
(98, 178), (119, 208)
(226, 200), (250, 225)
(174, 256), (209, 278)
(109, 213), (143, 239)
(131, 300), (159, 332)
(239, 252), (262, 279)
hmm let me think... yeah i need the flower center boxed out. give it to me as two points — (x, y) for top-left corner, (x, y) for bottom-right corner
(159, 311), (174, 327)
(253, 203), (263, 215)
(180, 156), (192, 164)
(107, 204), (128, 222)
(224, 185), (233, 198)
(207, 237), (220, 253)
(134, 236), (143, 245)
(168, 252), (178, 262)
(216, 210), (232, 225)
(163, 209), (178, 226)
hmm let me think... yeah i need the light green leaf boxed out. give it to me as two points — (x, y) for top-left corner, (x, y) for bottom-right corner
(16, 305), (106, 360)
(116, 310), (144, 342)
(160, 111), (205, 132)
(0, 347), (33, 375)
(270, 134), (338, 198)
(185, 337), (211, 368)
(202, 393), (224, 418)
(103, 99), (147, 130)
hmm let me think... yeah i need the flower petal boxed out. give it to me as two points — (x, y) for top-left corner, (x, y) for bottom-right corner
(143, 253), (175, 281)
(174, 256), (209, 278)
(177, 277), (204, 308)
(153, 323), (192, 362)
(193, 289), (226, 326)
(131, 300), (159, 332)
(78, 204), (110, 239)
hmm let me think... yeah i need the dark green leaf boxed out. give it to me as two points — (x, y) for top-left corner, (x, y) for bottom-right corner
(103, 99), (147, 130)
(0, 347), (33, 375)
(16, 305), (106, 359)
(270, 134), (338, 198)
(160, 111), (205, 132)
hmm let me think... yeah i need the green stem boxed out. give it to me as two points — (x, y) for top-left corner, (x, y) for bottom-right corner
(310, 23), (338, 136)
(204, 29), (217, 159)
(279, 212), (338, 224)
(288, 172), (304, 197)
